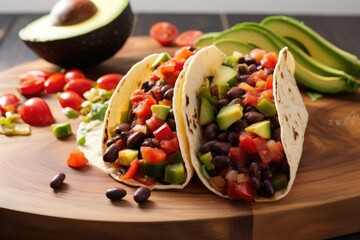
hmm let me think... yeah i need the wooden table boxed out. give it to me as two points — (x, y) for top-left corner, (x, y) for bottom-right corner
(0, 12), (359, 240)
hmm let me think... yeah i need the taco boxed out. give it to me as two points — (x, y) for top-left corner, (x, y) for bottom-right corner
(181, 45), (308, 201)
(101, 47), (196, 189)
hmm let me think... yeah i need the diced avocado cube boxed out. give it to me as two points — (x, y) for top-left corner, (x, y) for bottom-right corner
(151, 52), (171, 69)
(140, 160), (168, 178)
(256, 98), (277, 117)
(198, 151), (215, 171)
(225, 51), (243, 67)
(218, 82), (230, 99)
(202, 165), (211, 180)
(151, 104), (171, 120)
(271, 173), (288, 191)
(62, 107), (80, 119)
(51, 122), (72, 139)
(118, 149), (139, 166)
(164, 163), (187, 184)
(245, 120), (271, 139)
(211, 65), (238, 89)
(199, 98), (214, 126)
(216, 104), (243, 130)
(168, 151), (183, 164)
(197, 86), (217, 105)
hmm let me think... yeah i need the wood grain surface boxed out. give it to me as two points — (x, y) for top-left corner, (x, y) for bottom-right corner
(0, 36), (359, 240)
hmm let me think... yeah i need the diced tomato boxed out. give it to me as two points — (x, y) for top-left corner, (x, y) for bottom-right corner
(250, 49), (266, 63)
(265, 75), (273, 90)
(252, 137), (272, 164)
(242, 90), (260, 107)
(234, 178), (255, 202)
(157, 60), (181, 85)
(140, 147), (167, 163)
(67, 149), (89, 168)
(227, 180), (242, 200)
(122, 158), (140, 179)
(115, 139), (125, 149)
(131, 90), (157, 119)
(160, 137), (179, 154)
(158, 99), (172, 106)
(261, 52), (278, 70)
(133, 175), (157, 186)
(228, 147), (246, 164)
(146, 116), (165, 132)
(174, 47), (195, 60)
(174, 30), (204, 48)
(247, 70), (266, 86)
(239, 132), (258, 154)
(149, 85), (162, 102)
(174, 59), (186, 71)
(238, 82), (255, 92)
(153, 123), (175, 141)
(266, 140), (285, 162)
(261, 89), (274, 100)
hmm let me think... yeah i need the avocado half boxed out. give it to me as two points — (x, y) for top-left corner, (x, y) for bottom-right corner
(19, 0), (134, 68)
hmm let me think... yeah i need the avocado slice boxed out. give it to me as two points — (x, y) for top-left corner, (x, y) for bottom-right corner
(18, 0), (134, 68)
(245, 120), (271, 139)
(151, 104), (170, 121)
(151, 52), (171, 69)
(213, 39), (254, 56)
(199, 98), (214, 126)
(118, 149), (138, 166)
(195, 32), (219, 48)
(261, 16), (360, 77)
(216, 104), (243, 131)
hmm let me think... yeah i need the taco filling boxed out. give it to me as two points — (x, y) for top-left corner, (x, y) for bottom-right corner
(102, 47), (196, 188)
(182, 46), (308, 201)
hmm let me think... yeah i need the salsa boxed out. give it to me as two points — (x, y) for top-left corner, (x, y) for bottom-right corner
(197, 49), (289, 201)
(103, 47), (196, 186)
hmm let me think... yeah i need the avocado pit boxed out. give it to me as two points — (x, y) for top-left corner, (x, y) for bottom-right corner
(50, 0), (97, 26)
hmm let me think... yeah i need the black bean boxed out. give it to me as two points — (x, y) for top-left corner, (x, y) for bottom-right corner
(238, 56), (246, 64)
(238, 75), (250, 82)
(217, 132), (228, 142)
(227, 87), (245, 99)
(106, 135), (120, 147)
(251, 177), (261, 190)
(262, 168), (273, 180)
(134, 186), (151, 204)
(143, 81), (156, 92)
(163, 88), (174, 100)
(256, 65), (264, 71)
(263, 179), (275, 197)
(212, 142), (231, 155)
(237, 64), (248, 74)
(244, 56), (256, 65)
(272, 128), (281, 142)
(227, 132), (239, 146)
(167, 109), (174, 119)
(244, 111), (265, 123)
(204, 123), (219, 141)
(230, 119), (248, 132)
(161, 84), (173, 95)
(248, 64), (257, 73)
(270, 116), (280, 128)
(50, 173), (66, 189)
(106, 187), (127, 201)
(200, 140), (218, 153)
(243, 106), (257, 113)
(217, 98), (229, 110)
(103, 143), (120, 162)
(115, 123), (131, 135)
(119, 131), (131, 142)
(249, 162), (260, 178)
(211, 156), (231, 168)
(141, 138), (160, 148)
(127, 132), (146, 149)
(265, 68), (273, 76)
(229, 98), (243, 106)
(166, 118), (177, 131)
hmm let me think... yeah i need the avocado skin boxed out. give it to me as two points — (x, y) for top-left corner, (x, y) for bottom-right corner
(22, 4), (134, 68)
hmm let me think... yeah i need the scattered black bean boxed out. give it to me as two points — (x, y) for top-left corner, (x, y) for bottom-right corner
(163, 88), (174, 100)
(251, 177), (261, 190)
(161, 84), (173, 95)
(230, 119), (248, 132)
(119, 131), (131, 142)
(244, 56), (256, 65)
(238, 75), (250, 82)
(217, 98), (230, 110)
(217, 132), (228, 142)
(270, 116), (280, 128)
(134, 186), (151, 204)
(272, 128), (281, 142)
(211, 156), (231, 168)
(261, 168), (273, 180)
(167, 109), (174, 119)
(103, 143), (120, 162)
(237, 64), (248, 74)
(126, 132), (146, 149)
(166, 118), (177, 131)
(243, 106), (257, 113)
(227, 132), (239, 146)
(204, 123), (219, 141)
(229, 98), (243, 106)
(115, 123), (131, 135)
(50, 173), (66, 189)
(247, 64), (257, 73)
(141, 138), (160, 148)
(200, 140), (218, 153)
(106, 187), (127, 201)
(263, 179), (275, 197)
(249, 162), (260, 178)
(244, 111), (265, 123)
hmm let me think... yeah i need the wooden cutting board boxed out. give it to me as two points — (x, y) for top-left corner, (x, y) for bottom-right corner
(0, 36), (359, 240)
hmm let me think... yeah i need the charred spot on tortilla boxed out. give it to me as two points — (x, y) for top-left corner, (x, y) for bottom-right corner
(186, 95), (189, 106)
(292, 127), (299, 140)
(280, 72), (284, 79)
(284, 115), (288, 122)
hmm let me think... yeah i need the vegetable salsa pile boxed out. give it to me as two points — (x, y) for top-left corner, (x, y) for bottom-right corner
(103, 47), (196, 186)
(197, 49), (289, 201)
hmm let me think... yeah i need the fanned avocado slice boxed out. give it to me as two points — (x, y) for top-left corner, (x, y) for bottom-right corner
(19, 0), (134, 68)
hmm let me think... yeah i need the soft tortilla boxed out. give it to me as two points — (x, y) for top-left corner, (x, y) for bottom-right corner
(99, 53), (194, 190)
(181, 45), (308, 201)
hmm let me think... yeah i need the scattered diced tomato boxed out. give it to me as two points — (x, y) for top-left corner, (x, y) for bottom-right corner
(239, 132), (258, 154)
(261, 52), (278, 70)
(67, 149), (89, 168)
(153, 123), (174, 141)
(266, 140), (285, 162)
(228, 147), (246, 164)
(227, 180), (242, 200)
(234, 178), (255, 202)
(146, 116), (165, 132)
(238, 82), (255, 92)
(174, 47), (195, 60)
(140, 147), (167, 163)
(261, 89), (274, 100)
(242, 90), (260, 106)
(131, 90), (157, 120)
(252, 138), (284, 165)
(250, 49), (266, 63)
(265, 75), (273, 90)
(122, 158), (140, 179)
